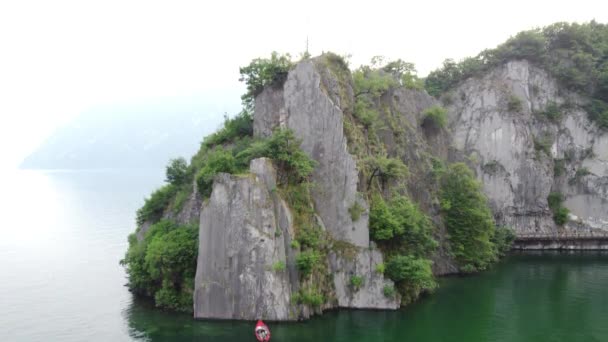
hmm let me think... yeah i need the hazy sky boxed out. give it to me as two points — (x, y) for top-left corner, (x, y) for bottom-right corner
(1, 0), (607, 168)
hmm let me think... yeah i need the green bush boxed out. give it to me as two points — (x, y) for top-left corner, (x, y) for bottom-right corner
(421, 105), (448, 130)
(292, 287), (324, 307)
(136, 185), (176, 225)
(120, 220), (198, 312)
(202, 111), (253, 148)
(165, 157), (189, 186)
(272, 261), (286, 272)
(383, 285), (396, 298)
(375, 263), (386, 274)
(540, 102), (562, 122)
(348, 201), (365, 221)
(507, 95), (523, 112)
(239, 52), (293, 109)
(195, 148), (237, 197)
(365, 156), (409, 189)
(547, 192), (564, 211)
(369, 193), (437, 256)
(295, 251), (320, 277)
(553, 207), (570, 225)
(440, 163), (498, 271)
(547, 192), (570, 225)
(385, 255), (436, 304)
(492, 226), (516, 256)
(236, 129), (316, 184)
(350, 275), (364, 291)
(533, 132), (554, 156)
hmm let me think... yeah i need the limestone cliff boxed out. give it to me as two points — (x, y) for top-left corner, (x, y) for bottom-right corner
(194, 158), (303, 320)
(447, 60), (608, 236)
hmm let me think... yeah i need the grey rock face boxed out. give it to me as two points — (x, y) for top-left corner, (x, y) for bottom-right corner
(193, 158), (301, 320)
(255, 61), (368, 247)
(330, 248), (400, 309)
(449, 60), (608, 235)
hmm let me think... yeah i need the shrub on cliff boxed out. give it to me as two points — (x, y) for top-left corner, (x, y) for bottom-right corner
(440, 163), (498, 272)
(165, 157), (189, 186)
(239, 52), (293, 109)
(369, 193), (437, 256)
(136, 185), (176, 225)
(121, 220), (198, 312)
(195, 147), (237, 197)
(421, 105), (448, 130)
(385, 255), (436, 304)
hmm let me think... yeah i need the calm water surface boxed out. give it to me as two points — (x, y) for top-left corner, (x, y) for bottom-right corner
(1, 169), (607, 341)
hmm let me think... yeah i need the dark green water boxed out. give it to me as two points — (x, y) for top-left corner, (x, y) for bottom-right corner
(2, 170), (607, 341)
(125, 252), (608, 342)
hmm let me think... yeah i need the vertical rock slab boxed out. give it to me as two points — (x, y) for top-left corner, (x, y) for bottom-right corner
(255, 61), (368, 248)
(194, 158), (299, 320)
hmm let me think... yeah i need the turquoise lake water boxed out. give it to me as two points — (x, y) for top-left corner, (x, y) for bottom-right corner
(1, 170), (607, 341)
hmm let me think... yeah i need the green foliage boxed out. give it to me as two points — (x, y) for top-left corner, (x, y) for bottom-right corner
(136, 185), (176, 226)
(533, 132), (554, 156)
(292, 287), (324, 307)
(553, 207), (570, 225)
(369, 193), (437, 256)
(239, 52), (293, 109)
(547, 192), (570, 225)
(421, 105), (448, 130)
(424, 22), (608, 129)
(492, 226), (516, 257)
(385, 255), (436, 304)
(348, 201), (365, 221)
(375, 263), (386, 274)
(507, 95), (523, 112)
(383, 284), (396, 298)
(353, 65), (395, 99)
(349, 275), (364, 291)
(353, 97), (379, 128)
(202, 111), (253, 148)
(121, 220), (198, 312)
(365, 156), (409, 189)
(165, 158), (189, 186)
(440, 163), (498, 271)
(547, 192), (564, 211)
(382, 59), (424, 90)
(539, 102), (563, 122)
(553, 159), (566, 176)
(195, 148), (237, 197)
(272, 261), (286, 272)
(295, 250), (320, 277)
(237, 129), (316, 184)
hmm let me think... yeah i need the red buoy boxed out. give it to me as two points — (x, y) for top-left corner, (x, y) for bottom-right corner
(254, 320), (271, 342)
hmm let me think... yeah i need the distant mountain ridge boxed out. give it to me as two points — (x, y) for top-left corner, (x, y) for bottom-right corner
(21, 95), (240, 169)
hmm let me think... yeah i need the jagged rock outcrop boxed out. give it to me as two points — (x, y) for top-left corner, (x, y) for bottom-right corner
(194, 158), (303, 320)
(255, 61), (368, 248)
(448, 60), (608, 235)
(254, 60), (400, 310)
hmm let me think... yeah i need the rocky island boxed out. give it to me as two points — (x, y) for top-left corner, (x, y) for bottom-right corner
(121, 21), (608, 320)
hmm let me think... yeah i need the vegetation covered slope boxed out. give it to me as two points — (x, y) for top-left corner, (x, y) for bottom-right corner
(315, 53), (513, 303)
(425, 21), (608, 129)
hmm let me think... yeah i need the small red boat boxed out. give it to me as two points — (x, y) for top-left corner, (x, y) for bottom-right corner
(254, 320), (271, 342)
